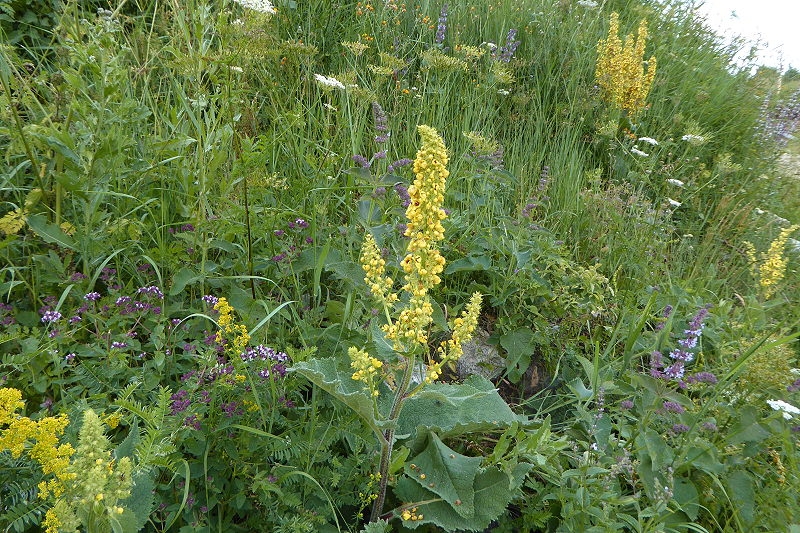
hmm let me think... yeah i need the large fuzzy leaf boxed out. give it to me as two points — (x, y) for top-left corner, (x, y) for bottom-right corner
(403, 432), (482, 518)
(291, 358), (392, 438)
(398, 375), (524, 441)
(394, 459), (531, 531)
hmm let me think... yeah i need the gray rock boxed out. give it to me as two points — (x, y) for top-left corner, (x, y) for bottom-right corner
(456, 329), (506, 380)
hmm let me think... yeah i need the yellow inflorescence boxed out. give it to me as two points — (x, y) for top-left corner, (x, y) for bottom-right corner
(595, 12), (657, 117)
(349, 347), (384, 397)
(214, 297), (251, 351)
(384, 125), (449, 351)
(757, 224), (799, 299)
(429, 292), (483, 383)
(360, 233), (398, 306)
(0, 388), (76, 499)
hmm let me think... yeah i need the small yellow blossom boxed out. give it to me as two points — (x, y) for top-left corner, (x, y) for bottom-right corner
(595, 12), (657, 117)
(748, 225), (799, 299)
(349, 347), (384, 397)
(429, 292), (482, 383)
(360, 233), (398, 306)
(214, 297), (251, 351)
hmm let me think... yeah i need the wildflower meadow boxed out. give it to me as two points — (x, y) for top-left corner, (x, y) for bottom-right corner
(1, 0), (800, 531)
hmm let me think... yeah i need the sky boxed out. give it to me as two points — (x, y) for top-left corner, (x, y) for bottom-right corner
(693, 0), (800, 71)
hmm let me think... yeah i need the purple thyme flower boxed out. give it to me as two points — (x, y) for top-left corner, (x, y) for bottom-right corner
(202, 295), (219, 306)
(137, 285), (164, 299)
(41, 311), (62, 324)
(85, 292), (102, 301)
(70, 272), (87, 282)
(686, 372), (718, 385)
(671, 423), (690, 434)
(620, 400), (634, 410)
(394, 183), (411, 207)
(662, 401), (685, 414)
(111, 341), (128, 349)
(170, 390), (191, 414)
(353, 154), (370, 168)
(663, 361), (685, 380)
(388, 158), (413, 174)
(435, 3), (448, 44)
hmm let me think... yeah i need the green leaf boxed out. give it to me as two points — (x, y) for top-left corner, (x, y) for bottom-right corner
(169, 267), (200, 296)
(26, 214), (77, 250)
(725, 405), (771, 445)
(291, 358), (390, 439)
(499, 327), (535, 382)
(405, 432), (482, 518)
(118, 469), (155, 533)
(360, 520), (391, 533)
(726, 470), (755, 527)
(672, 476), (700, 521)
(444, 255), (491, 275)
(394, 462), (530, 531)
(398, 375), (524, 441)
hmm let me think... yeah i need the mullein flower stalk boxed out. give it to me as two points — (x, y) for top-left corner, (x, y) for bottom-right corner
(356, 126), (482, 523)
(595, 12), (657, 117)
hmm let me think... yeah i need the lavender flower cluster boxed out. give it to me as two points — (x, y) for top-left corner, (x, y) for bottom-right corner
(495, 28), (520, 63)
(272, 218), (313, 263)
(435, 4), (448, 44)
(650, 304), (717, 387)
(758, 89), (800, 148)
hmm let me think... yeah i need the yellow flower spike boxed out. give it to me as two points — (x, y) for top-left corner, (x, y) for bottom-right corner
(596, 12), (657, 117)
(360, 233), (399, 306)
(758, 224), (799, 299)
(384, 126), (450, 351)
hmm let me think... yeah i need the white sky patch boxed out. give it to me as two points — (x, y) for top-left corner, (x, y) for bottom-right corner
(694, 0), (800, 71)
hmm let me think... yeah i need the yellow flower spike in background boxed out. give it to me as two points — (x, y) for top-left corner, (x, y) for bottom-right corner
(384, 125), (449, 351)
(360, 233), (398, 307)
(757, 224), (799, 299)
(349, 347), (384, 397)
(596, 12), (657, 117)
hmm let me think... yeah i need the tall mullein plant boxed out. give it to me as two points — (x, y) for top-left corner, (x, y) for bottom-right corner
(356, 125), (482, 521)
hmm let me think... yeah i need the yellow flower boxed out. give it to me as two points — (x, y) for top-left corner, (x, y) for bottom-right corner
(430, 292), (482, 383)
(384, 126), (449, 351)
(0, 387), (25, 426)
(757, 225), (799, 299)
(596, 12), (657, 116)
(214, 297), (251, 351)
(360, 233), (398, 306)
(349, 347), (383, 396)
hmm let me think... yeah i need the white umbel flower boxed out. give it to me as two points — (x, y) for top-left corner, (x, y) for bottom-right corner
(232, 0), (276, 13)
(667, 198), (682, 207)
(638, 136), (659, 145)
(631, 147), (649, 157)
(767, 399), (800, 420)
(314, 74), (346, 90)
(666, 178), (684, 187)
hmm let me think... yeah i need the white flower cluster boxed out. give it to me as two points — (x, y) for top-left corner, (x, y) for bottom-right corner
(767, 399), (800, 420)
(666, 178), (684, 187)
(314, 74), (346, 90)
(631, 147), (649, 157)
(232, 0), (276, 14)
(638, 136), (659, 145)
(681, 134), (706, 145)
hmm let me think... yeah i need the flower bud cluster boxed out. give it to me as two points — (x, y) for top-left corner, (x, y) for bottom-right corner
(595, 12), (657, 116)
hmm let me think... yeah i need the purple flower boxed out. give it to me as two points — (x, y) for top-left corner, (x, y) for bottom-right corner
(620, 400), (634, 410)
(663, 361), (685, 380)
(100, 267), (116, 283)
(372, 101), (389, 134)
(221, 401), (241, 417)
(669, 348), (694, 362)
(388, 158), (413, 174)
(137, 285), (164, 299)
(686, 372), (718, 385)
(662, 401), (685, 414)
(202, 295), (219, 306)
(116, 296), (132, 306)
(295, 218), (309, 229)
(170, 390), (191, 414)
(181, 223), (196, 232)
(353, 154), (370, 168)
(788, 379), (800, 393)
(274, 229), (285, 237)
(497, 28), (520, 62)
(69, 315), (82, 324)
(111, 341), (128, 349)
(435, 3), (448, 44)
(70, 272), (87, 282)
(373, 150), (387, 160)
(41, 311), (62, 324)
(65, 353), (76, 362)
(394, 183), (411, 207)
(701, 421), (717, 432)
(671, 423), (690, 434)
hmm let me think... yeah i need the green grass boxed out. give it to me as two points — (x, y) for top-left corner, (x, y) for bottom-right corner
(1, 0), (799, 531)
